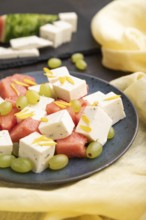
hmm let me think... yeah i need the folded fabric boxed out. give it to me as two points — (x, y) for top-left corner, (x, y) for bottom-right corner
(91, 0), (146, 72)
(111, 72), (146, 122)
(0, 71), (146, 220)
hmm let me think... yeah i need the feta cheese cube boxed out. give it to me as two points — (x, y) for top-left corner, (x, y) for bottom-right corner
(40, 24), (63, 48)
(15, 96), (54, 121)
(39, 109), (75, 140)
(0, 47), (39, 59)
(0, 130), (13, 155)
(83, 91), (105, 105)
(30, 96), (54, 112)
(19, 132), (56, 173)
(59, 12), (78, 32)
(75, 106), (112, 145)
(45, 66), (70, 83)
(10, 36), (53, 50)
(0, 97), (4, 104)
(16, 48), (39, 58)
(53, 76), (88, 102)
(0, 47), (18, 59)
(28, 84), (41, 93)
(0, 47), (7, 52)
(15, 106), (41, 122)
(99, 92), (126, 125)
(54, 20), (72, 43)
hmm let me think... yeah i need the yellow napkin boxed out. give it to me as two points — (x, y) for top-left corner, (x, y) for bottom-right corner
(0, 71), (146, 220)
(91, 0), (146, 72)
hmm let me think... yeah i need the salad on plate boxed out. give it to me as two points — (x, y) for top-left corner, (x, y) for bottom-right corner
(0, 66), (126, 174)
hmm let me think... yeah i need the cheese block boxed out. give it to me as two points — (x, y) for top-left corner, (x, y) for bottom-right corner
(0, 47), (18, 59)
(0, 97), (4, 103)
(83, 91), (105, 105)
(53, 75), (88, 102)
(59, 12), (78, 32)
(75, 106), (112, 145)
(19, 132), (56, 173)
(39, 109), (75, 140)
(15, 48), (40, 58)
(40, 23), (63, 48)
(0, 130), (13, 155)
(0, 47), (39, 59)
(15, 96), (54, 122)
(45, 66), (70, 83)
(99, 92), (126, 125)
(10, 35), (53, 50)
(54, 20), (72, 43)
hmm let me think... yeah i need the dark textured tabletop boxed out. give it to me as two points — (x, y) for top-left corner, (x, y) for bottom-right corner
(0, 0), (127, 81)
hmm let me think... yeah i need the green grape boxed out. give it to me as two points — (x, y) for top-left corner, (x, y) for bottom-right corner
(39, 83), (52, 97)
(26, 90), (40, 105)
(0, 154), (15, 168)
(108, 127), (115, 139)
(48, 58), (62, 69)
(71, 99), (81, 113)
(48, 154), (69, 170)
(16, 95), (28, 110)
(0, 101), (12, 116)
(75, 59), (87, 71)
(86, 141), (103, 159)
(71, 53), (84, 63)
(10, 157), (33, 173)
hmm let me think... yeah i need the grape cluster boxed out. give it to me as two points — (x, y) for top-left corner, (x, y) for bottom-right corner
(0, 153), (69, 172)
(47, 52), (87, 72)
(71, 53), (87, 71)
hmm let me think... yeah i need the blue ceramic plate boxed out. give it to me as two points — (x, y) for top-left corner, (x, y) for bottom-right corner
(0, 71), (138, 185)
